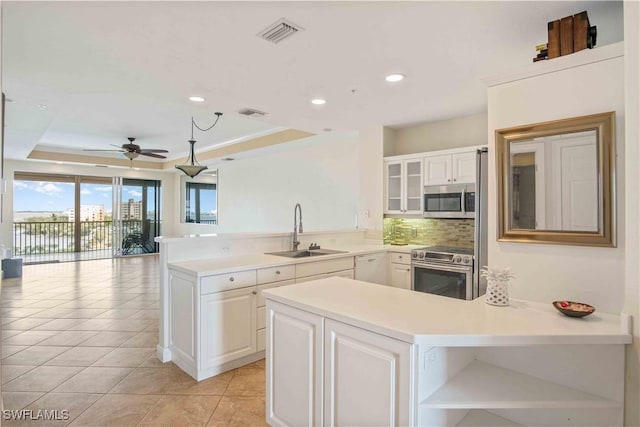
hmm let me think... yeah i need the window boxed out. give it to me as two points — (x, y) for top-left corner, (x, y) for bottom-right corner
(185, 182), (217, 224)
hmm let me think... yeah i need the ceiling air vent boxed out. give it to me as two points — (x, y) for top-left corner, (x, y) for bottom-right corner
(258, 18), (303, 44)
(238, 108), (268, 118)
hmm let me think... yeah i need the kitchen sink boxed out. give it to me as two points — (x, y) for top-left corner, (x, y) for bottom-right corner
(265, 248), (348, 258)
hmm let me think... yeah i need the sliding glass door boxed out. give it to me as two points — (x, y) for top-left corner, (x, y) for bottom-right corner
(13, 173), (113, 261)
(112, 177), (161, 257)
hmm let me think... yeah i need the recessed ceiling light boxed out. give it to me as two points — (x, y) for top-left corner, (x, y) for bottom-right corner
(189, 96), (205, 102)
(37, 104), (48, 110)
(56, 161), (63, 165)
(323, 128), (332, 132)
(311, 99), (326, 105)
(385, 74), (405, 83)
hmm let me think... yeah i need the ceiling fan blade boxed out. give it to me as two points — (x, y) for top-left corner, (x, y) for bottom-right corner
(139, 152), (167, 159)
(83, 149), (125, 152)
(139, 149), (169, 154)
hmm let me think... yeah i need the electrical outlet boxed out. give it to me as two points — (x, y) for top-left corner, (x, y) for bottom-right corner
(364, 209), (370, 218)
(424, 348), (437, 369)
(221, 247), (230, 253)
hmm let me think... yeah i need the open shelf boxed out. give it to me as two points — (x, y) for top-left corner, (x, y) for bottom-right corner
(456, 410), (523, 427)
(421, 360), (620, 410)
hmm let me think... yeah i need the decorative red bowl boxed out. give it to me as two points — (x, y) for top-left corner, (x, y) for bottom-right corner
(552, 301), (595, 318)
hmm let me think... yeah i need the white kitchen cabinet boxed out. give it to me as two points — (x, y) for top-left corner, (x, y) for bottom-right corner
(452, 151), (477, 184)
(389, 251), (412, 289)
(266, 301), (414, 427)
(424, 154), (452, 185)
(390, 262), (412, 290)
(424, 151), (476, 186)
(200, 286), (257, 371)
(295, 257), (354, 282)
(267, 301), (323, 427)
(265, 279), (629, 427)
(324, 319), (413, 426)
(385, 158), (423, 215)
(355, 252), (387, 285)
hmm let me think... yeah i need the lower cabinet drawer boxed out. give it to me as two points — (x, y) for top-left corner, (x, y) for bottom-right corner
(257, 306), (266, 330)
(296, 273), (327, 284)
(390, 252), (411, 265)
(296, 269), (354, 284)
(257, 328), (266, 352)
(295, 257), (354, 279)
(257, 265), (295, 284)
(201, 270), (257, 294)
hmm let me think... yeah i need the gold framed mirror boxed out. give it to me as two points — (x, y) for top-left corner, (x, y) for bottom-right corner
(496, 112), (615, 247)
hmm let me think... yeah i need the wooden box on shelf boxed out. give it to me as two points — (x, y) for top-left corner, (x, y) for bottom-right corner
(546, 11), (596, 61)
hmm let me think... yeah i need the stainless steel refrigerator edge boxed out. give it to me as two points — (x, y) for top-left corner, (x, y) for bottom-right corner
(474, 148), (489, 298)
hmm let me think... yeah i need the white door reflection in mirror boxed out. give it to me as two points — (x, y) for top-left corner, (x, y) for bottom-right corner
(510, 130), (597, 232)
(556, 131), (598, 231)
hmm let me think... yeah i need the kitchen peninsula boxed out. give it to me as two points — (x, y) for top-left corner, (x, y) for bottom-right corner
(160, 231), (417, 381)
(263, 278), (631, 427)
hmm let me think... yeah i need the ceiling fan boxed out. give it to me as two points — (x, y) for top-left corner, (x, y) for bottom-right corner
(84, 137), (169, 160)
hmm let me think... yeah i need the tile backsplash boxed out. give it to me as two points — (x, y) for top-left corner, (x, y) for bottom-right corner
(383, 218), (474, 248)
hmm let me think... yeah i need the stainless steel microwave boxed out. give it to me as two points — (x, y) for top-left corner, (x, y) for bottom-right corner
(423, 183), (475, 219)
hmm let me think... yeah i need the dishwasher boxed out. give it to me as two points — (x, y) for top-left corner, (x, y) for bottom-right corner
(354, 252), (387, 285)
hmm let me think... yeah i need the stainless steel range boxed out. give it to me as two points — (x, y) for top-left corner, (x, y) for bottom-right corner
(411, 246), (479, 300)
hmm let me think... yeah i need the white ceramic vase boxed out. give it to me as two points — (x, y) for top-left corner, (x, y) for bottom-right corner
(486, 278), (510, 306)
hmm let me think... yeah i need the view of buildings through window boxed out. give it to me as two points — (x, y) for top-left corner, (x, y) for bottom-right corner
(185, 181), (217, 224)
(12, 177), (156, 256)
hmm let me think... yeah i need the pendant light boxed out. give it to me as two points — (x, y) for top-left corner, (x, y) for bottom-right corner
(176, 112), (223, 178)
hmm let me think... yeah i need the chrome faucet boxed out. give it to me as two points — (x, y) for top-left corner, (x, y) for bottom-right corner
(292, 203), (303, 251)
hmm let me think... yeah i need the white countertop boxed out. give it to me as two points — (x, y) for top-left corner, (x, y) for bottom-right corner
(167, 244), (420, 277)
(263, 278), (631, 347)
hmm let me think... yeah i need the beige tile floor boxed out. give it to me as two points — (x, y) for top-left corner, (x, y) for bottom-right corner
(1, 256), (267, 426)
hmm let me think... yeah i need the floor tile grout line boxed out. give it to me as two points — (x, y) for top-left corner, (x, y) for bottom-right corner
(132, 394), (165, 427)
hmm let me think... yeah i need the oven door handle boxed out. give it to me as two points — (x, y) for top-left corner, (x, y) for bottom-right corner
(414, 263), (472, 273)
(461, 188), (466, 214)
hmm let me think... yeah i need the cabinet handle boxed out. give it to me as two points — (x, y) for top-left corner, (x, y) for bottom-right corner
(229, 277), (235, 282)
(406, 268), (410, 272)
(453, 178), (457, 182)
(252, 290), (257, 295)
(399, 255), (403, 259)
(447, 179), (451, 182)
(275, 270), (281, 275)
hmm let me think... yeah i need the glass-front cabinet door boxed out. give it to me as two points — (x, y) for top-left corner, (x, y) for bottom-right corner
(385, 161), (403, 213)
(384, 159), (423, 215)
(404, 159), (423, 214)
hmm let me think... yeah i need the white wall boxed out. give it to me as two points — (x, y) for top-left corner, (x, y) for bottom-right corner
(487, 55), (625, 314)
(357, 127), (384, 240)
(388, 112), (487, 156)
(172, 133), (359, 236)
(0, 159), (177, 248)
(623, 2), (640, 425)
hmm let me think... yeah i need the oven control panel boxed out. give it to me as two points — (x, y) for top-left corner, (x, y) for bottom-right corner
(411, 249), (473, 266)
